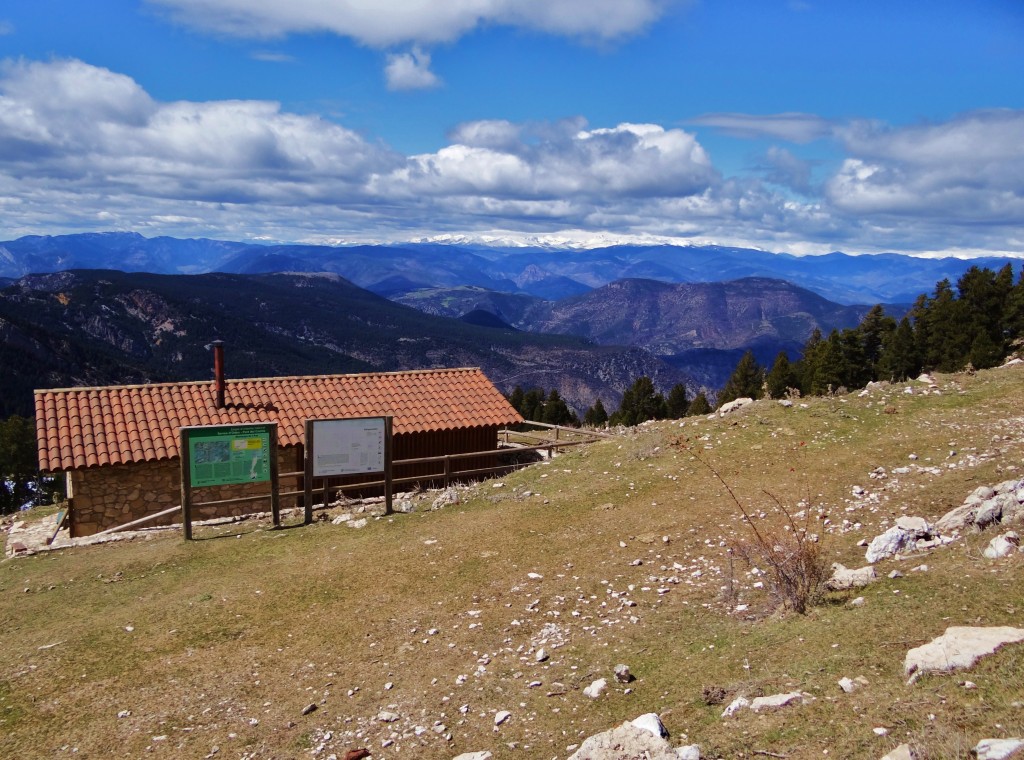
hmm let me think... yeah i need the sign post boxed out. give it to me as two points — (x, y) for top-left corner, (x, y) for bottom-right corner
(303, 416), (393, 523)
(180, 423), (279, 539)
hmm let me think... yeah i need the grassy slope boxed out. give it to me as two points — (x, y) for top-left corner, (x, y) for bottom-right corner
(2, 366), (1023, 759)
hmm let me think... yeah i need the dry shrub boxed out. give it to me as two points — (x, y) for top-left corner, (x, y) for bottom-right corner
(695, 453), (831, 614)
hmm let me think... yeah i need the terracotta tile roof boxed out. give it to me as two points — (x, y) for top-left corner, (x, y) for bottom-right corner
(36, 367), (522, 472)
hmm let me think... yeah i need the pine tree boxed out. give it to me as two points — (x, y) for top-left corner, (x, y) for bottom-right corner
(686, 391), (711, 416)
(765, 351), (798, 398)
(521, 388), (545, 422)
(583, 398), (609, 427)
(717, 350), (764, 407)
(542, 389), (578, 426)
(856, 304), (896, 374)
(876, 316), (921, 381)
(666, 383), (689, 418)
(611, 376), (668, 426)
(508, 385), (525, 414)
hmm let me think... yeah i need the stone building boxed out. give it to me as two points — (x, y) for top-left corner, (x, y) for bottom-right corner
(35, 366), (522, 537)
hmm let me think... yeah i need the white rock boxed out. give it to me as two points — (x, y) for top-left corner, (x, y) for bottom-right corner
(535, 648), (548, 663)
(614, 663), (632, 683)
(974, 738), (1024, 760)
(838, 677), (856, 693)
(749, 691), (812, 712)
(377, 710), (399, 722)
(984, 532), (1020, 559)
(905, 626), (1024, 681)
(348, 518), (368, 529)
(826, 563), (877, 590)
(880, 743), (917, 760)
(630, 712), (668, 738)
(394, 499), (415, 513)
(721, 696), (750, 718)
(718, 397), (753, 416)
(895, 516), (931, 535)
(453, 753), (494, 760)
(494, 710), (511, 726)
(568, 721), (689, 760)
(583, 678), (608, 699)
(677, 746), (701, 760)
(866, 526), (915, 563)
(849, 596), (866, 607)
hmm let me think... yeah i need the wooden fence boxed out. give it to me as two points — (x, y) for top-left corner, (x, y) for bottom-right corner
(94, 422), (612, 537)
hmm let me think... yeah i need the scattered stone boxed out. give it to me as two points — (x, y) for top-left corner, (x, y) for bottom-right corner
(838, 677), (856, 693)
(535, 648), (548, 663)
(452, 753), (493, 760)
(905, 626), (1024, 682)
(984, 532), (1021, 559)
(888, 570), (903, 579)
(301, 703), (317, 716)
(393, 499), (415, 514)
(583, 678), (608, 699)
(614, 664), (633, 683)
(826, 563), (877, 591)
(850, 596), (866, 607)
(331, 514), (351, 525)
(866, 518), (935, 563)
(494, 710), (511, 727)
(880, 743), (917, 760)
(718, 397), (753, 416)
(348, 518), (368, 529)
(630, 713), (667, 738)
(376, 710), (399, 723)
(431, 488), (460, 510)
(973, 738), (1024, 760)
(568, 719), (697, 760)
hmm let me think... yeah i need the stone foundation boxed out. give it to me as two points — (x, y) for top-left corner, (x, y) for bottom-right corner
(68, 448), (303, 537)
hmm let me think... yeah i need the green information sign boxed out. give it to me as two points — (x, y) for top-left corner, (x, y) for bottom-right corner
(186, 424), (273, 488)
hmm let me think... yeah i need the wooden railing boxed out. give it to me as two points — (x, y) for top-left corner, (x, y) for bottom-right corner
(94, 422), (611, 536)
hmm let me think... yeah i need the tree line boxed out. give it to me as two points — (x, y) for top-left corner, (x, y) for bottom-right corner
(716, 263), (1024, 405)
(507, 378), (712, 429)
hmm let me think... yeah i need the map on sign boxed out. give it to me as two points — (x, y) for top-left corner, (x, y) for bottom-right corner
(311, 417), (387, 477)
(186, 424), (272, 487)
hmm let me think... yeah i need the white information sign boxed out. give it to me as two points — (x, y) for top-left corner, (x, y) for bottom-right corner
(311, 417), (387, 477)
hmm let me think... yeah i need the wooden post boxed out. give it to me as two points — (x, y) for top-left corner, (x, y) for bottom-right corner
(303, 422), (314, 525)
(180, 428), (193, 540)
(269, 424), (281, 528)
(383, 416), (394, 515)
(443, 455), (451, 488)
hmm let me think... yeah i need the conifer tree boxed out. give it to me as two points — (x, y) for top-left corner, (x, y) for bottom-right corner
(877, 316), (921, 381)
(610, 376), (668, 426)
(583, 398), (609, 427)
(666, 383), (689, 418)
(686, 391), (711, 416)
(542, 389), (578, 426)
(717, 350), (764, 406)
(765, 351), (798, 398)
(508, 385), (525, 414)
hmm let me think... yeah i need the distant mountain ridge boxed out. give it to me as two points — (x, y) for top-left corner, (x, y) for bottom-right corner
(395, 277), (876, 355)
(0, 270), (691, 419)
(1, 232), (1020, 305)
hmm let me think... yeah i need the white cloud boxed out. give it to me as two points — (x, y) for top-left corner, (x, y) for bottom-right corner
(0, 20), (14, 36)
(1, 58), (1022, 257)
(148, 0), (671, 47)
(384, 47), (440, 91)
(689, 112), (833, 143)
(827, 110), (1024, 222)
(250, 51), (295, 63)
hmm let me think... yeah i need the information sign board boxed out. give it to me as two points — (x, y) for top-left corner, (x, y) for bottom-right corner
(310, 417), (387, 477)
(185, 424), (273, 488)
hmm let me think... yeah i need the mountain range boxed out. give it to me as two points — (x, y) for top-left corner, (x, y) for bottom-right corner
(0, 270), (688, 419)
(1, 232), (1020, 304)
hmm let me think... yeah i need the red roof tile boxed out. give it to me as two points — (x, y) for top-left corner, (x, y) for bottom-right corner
(36, 368), (522, 472)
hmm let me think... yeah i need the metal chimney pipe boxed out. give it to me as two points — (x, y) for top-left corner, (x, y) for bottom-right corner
(211, 339), (225, 408)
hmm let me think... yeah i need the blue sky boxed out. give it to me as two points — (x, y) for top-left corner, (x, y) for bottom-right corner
(0, 0), (1022, 256)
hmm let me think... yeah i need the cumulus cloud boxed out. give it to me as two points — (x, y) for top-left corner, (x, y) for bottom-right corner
(148, 0), (671, 47)
(380, 121), (718, 200)
(1, 58), (1022, 256)
(689, 112), (834, 143)
(828, 110), (1024, 222)
(384, 47), (440, 91)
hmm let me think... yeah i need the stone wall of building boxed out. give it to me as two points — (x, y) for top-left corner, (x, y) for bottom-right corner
(68, 447), (304, 537)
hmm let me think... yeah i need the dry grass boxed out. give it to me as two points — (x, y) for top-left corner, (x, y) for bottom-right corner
(1, 366), (1023, 759)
